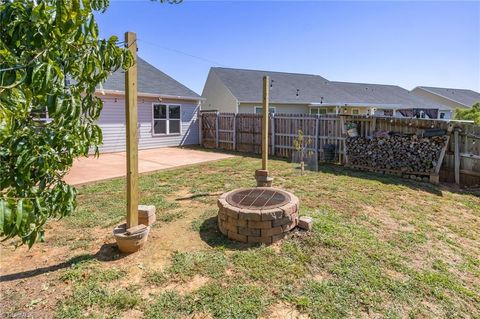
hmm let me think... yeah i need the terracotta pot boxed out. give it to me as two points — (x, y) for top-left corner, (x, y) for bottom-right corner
(113, 223), (150, 253)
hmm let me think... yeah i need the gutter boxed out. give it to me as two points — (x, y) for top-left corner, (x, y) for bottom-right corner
(96, 89), (206, 102)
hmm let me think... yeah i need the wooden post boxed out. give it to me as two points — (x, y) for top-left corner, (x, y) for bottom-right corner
(315, 114), (319, 164)
(198, 109), (203, 147)
(232, 113), (237, 151)
(454, 129), (460, 185)
(262, 76), (269, 170)
(215, 112), (219, 149)
(270, 113), (275, 155)
(125, 31), (138, 228)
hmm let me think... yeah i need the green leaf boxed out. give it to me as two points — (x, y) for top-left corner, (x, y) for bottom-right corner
(3, 200), (12, 224)
(16, 199), (23, 229)
(28, 230), (37, 248)
(0, 200), (6, 232)
(0, 0), (135, 247)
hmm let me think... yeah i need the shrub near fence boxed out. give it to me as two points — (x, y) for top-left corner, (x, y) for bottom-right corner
(199, 111), (480, 187)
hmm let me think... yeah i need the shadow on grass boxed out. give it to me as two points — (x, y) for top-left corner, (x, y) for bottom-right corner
(316, 164), (456, 197)
(185, 145), (480, 195)
(0, 243), (127, 283)
(198, 217), (257, 251)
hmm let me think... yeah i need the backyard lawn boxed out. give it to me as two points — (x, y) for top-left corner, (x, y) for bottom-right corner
(1, 154), (479, 319)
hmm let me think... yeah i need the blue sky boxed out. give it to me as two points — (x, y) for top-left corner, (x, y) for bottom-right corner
(96, 1), (480, 95)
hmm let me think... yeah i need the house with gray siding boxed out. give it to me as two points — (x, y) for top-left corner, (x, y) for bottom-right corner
(97, 57), (203, 153)
(201, 67), (450, 119)
(412, 86), (480, 118)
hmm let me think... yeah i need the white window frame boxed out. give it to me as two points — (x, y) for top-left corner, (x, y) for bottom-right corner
(254, 106), (276, 114)
(152, 103), (182, 136)
(309, 107), (327, 115)
(31, 106), (51, 123)
(310, 107), (336, 115)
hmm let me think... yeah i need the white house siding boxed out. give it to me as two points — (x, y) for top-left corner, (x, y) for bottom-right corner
(201, 71), (238, 113)
(238, 103), (308, 114)
(97, 95), (200, 153)
(411, 88), (465, 110)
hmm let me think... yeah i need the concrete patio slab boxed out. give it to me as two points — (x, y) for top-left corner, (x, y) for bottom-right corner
(64, 147), (234, 186)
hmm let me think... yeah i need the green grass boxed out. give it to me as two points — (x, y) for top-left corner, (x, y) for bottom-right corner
(56, 258), (140, 319)
(145, 250), (228, 285)
(144, 283), (270, 319)
(7, 154), (477, 319)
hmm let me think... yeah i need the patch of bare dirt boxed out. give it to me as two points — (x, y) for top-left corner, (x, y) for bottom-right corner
(0, 187), (219, 318)
(260, 302), (309, 319)
(165, 275), (210, 294)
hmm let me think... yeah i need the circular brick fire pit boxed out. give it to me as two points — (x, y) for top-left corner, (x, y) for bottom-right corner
(217, 187), (299, 244)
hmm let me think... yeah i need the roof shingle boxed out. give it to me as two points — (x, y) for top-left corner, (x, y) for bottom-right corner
(101, 57), (200, 99)
(415, 86), (480, 108)
(211, 67), (444, 109)
(211, 67), (355, 104)
(332, 81), (441, 109)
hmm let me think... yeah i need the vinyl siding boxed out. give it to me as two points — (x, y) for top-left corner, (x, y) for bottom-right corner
(411, 88), (462, 111)
(97, 95), (199, 153)
(238, 103), (308, 114)
(201, 70), (238, 112)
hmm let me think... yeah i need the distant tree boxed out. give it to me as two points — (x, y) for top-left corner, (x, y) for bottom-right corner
(0, 0), (132, 246)
(293, 129), (313, 175)
(455, 102), (480, 124)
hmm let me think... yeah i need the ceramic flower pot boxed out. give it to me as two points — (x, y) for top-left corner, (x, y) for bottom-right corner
(113, 223), (150, 253)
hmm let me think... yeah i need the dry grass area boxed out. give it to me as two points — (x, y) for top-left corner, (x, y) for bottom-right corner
(1, 154), (479, 319)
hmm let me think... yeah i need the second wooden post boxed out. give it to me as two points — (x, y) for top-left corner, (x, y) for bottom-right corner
(125, 31), (139, 228)
(255, 75), (273, 187)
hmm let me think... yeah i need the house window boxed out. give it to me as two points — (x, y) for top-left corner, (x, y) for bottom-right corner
(31, 106), (49, 123)
(439, 112), (446, 119)
(255, 106), (276, 114)
(153, 104), (181, 135)
(352, 109), (360, 115)
(310, 108), (327, 115)
(311, 107), (336, 114)
(383, 110), (393, 117)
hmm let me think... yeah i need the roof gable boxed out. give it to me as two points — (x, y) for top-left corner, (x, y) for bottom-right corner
(101, 57), (200, 99)
(415, 86), (480, 108)
(332, 82), (442, 109)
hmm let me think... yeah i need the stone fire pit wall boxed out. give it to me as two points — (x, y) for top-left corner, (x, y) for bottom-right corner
(217, 188), (299, 245)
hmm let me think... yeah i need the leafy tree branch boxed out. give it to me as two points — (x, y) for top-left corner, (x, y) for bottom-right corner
(0, 0), (132, 246)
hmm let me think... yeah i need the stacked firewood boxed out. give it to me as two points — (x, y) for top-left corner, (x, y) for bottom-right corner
(346, 134), (448, 173)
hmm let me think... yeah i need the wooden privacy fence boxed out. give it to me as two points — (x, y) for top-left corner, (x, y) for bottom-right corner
(199, 111), (480, 187)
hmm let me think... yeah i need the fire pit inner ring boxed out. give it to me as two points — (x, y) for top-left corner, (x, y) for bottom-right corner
(226, 188), (291, 210)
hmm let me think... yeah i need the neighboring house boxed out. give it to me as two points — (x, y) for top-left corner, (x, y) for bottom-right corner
(331, 81), (448, 119)
(96, 57), (203, 153)
(201, 67), (352, 115)
(201, 67), (448, 119)
(411, 86), (480, 119)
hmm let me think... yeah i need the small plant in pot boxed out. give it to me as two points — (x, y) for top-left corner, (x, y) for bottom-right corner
(293, 129), (313, 175)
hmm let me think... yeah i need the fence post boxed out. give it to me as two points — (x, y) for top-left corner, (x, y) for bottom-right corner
(215, 111), (219, 149)
(270, 113), (275, 155)
(198, 109), (203, 147)
(315, 114), (319, 162)
(454, 129), (460, 185)
(233, 113), (237, 151)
